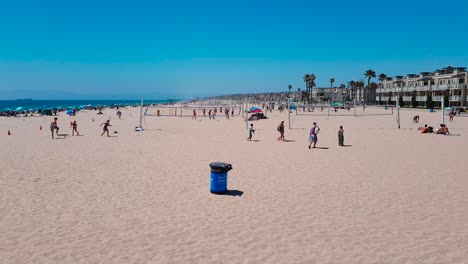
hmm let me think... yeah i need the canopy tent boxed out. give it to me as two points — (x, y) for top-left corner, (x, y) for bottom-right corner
(332, 102), (344, 107)
(251, 109), (262, 113)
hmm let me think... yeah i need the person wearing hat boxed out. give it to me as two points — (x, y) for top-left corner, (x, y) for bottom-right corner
(277, 120), (285, 141)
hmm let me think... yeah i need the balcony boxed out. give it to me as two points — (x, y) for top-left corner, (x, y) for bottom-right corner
(433, 96), (443, 101)
(450, 95), (461, 101)
(415, 86), (431, 91)
(432, 85), (449, 91)
(416, 96), (427, 101)
(391, 96), (398, 101)
(403, 96), (412, 101)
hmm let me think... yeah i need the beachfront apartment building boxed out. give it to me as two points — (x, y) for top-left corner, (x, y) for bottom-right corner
(376, 66), (467, 107)
(311, 87), (349, 103)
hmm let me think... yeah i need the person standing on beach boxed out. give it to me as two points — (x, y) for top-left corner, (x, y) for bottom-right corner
(277, 120), (285, 141)
(203, 108), (206, 117)
(50, 117), (59, 139)
(247, 123), (255, 141)
(116, 110), (122, 119)
(308, 122), (320, 149)
(100, 120), (111, 137)
(192, 109), (197, 120)
(338, 126), (344, 146)
(71, 121), (80, 136)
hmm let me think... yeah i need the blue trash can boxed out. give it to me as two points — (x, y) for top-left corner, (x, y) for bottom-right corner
(210, 162), (232, 194)
(429, 108), (434, 113)
(384, 106), (388, 110)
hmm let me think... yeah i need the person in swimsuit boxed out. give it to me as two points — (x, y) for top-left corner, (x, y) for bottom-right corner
(50, 117), (59, 139)
(436, 124), (449, 135)
(308, 122), (320, 149)
(71, 120), (79, 136)
(100, 120), (111, 137)
(277, 120), (285, 141)
(192, 109), (197, 120)
(413, 115), (419, 123)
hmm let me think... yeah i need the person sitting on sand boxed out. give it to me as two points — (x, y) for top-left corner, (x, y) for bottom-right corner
(419, 124), (434, 134)
(413, 115), (419, 123)
(436, 124), (449, 135)
(277, 121), (285, 141)
(50, 117), (59, 139)
(418, 124), (428, 132)
(70, 120), (79, 136)
(308, 122), (320, 149)
(100, 120), (111, 137)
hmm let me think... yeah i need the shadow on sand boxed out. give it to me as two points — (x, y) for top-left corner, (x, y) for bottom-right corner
(283, 139), (296, 142)
(212, 190), (244, 197)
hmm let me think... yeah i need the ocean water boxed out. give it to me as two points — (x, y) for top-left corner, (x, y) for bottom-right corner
(0, 99), (178, 111)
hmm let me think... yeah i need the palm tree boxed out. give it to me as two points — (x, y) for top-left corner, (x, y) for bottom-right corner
(307, 74), (316, 102)
(378, 73), (387, 104)
(348, 80), (356, 101)
(378, 73), (387, 82)
(364, 69), (376, 103)
(303, 74), (310, 101)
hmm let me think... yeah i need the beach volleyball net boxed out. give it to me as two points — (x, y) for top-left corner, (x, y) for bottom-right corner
(295, 103), (394, 117)
(144, 103), (242, 118)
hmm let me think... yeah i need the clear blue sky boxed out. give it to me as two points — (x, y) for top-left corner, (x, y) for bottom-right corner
(1, 0), (467, 99)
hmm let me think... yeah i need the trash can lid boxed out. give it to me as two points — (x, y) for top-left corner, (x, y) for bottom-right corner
(209, 162), (232, 173)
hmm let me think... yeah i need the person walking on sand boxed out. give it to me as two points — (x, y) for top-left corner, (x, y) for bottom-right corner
(116, 110), (122, 119)
(338, 125), (344, 146)
(100, 120), (111, 137)
(308, 122), (320, 149)
(71, 120), (80, 136)
(50, 117), (59, 139)
(192, 109), (197, 120)
(277, 120), (285, 141)
(247, 123), (255, 141)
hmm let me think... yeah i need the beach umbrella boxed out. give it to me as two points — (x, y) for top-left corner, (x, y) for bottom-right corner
(445, 107), (453, 110)
(15, 106), (23, 111)
(251, 109), (262, 113)
(290, 105), (296, 110)
(249, 106), (262, 111)
(66, 109), (73, 115)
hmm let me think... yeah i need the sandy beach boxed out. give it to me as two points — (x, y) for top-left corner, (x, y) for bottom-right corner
(1, 106), (468, 264)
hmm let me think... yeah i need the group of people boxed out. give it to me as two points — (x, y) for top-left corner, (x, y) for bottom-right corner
(246, 120), (345, 148)
(417, 124), (450, 135)
(49, 118), (112, 139)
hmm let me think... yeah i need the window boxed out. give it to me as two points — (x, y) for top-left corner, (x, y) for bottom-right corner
(459, 78), (465, 84)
